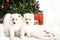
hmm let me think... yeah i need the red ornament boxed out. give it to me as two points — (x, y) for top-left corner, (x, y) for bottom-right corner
(37, 5), (40, 9)
(0, 5), (4, 10)
(34, 6), (38, 10)
(29, 2), (33, 7)
(5, 0), (9, 3)
(9, 5), (13, 10)
(0, 19), (3, 24)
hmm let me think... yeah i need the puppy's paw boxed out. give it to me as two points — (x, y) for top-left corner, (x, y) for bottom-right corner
(27, 32), (31, 37)
(27, 33), (31, 37)
(12, 37), (21, 40)
(10, 37), (15, 40)
(20, 36), (25, 39)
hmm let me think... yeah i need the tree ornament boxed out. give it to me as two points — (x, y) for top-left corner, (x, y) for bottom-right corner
(36, 5), (40, 9)
(19, 3), (23, 7)
(34, 6), (38, 10)
(5, 0), (9, 3)
(0, 5), (4, 10)
(9, 5), (13, 10)
(29, 2), (33, 7)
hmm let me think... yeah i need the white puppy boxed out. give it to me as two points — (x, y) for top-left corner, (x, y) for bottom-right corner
(20, 13), (34, 38)
(3, 13), (23, 40)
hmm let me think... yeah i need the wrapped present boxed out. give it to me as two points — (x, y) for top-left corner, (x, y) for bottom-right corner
(34, 12), (43, 25)
(34, 13), (39, 20)
(38, 13), (43, 25)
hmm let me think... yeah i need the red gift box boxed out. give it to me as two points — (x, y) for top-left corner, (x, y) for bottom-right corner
(34, 13), (43, 25)
(34, 13), (39, 20)
(38, 13), (43, 25)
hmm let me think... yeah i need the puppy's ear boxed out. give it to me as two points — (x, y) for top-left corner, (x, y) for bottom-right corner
(18, 14), (23, 19)
(18, 14), (21, 17)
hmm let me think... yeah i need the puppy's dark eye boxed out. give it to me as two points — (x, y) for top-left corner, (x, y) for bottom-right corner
(25, 19), (27, 20)
(12, 19), (14, 21)
(29, 19), (31, 20)
(18, 15), (20, 17)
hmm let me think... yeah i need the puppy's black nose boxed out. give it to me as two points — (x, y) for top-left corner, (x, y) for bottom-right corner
(26, 22), (28, 24)
(13, 22), (15, 24)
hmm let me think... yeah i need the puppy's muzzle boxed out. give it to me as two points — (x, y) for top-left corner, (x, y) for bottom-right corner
(26, 22), (28, 24)
(13, 22), (15, 24)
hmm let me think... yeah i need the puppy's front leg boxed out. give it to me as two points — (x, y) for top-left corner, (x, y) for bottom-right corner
(27, 31), (31, 37)
(10, 29), (14, 40)
(20, 30), (25, 39)
(4, 30), (9, 37)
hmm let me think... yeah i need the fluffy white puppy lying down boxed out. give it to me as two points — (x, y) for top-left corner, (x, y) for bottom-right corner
(20, 13), (60, 40)
(3, 13), (23, 40)
(0, 24), (10, 40)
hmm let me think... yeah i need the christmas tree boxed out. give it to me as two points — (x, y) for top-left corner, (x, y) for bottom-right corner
(0, 0), (43, 19)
